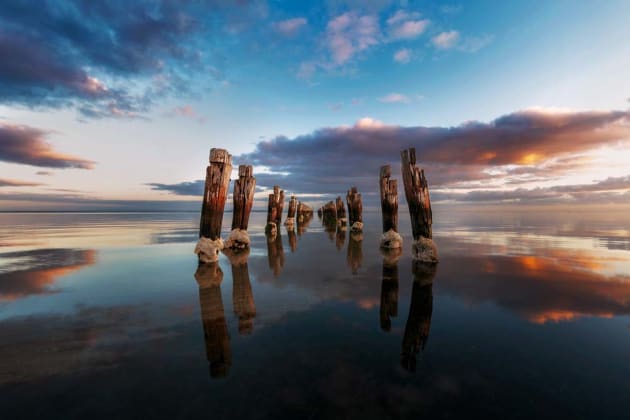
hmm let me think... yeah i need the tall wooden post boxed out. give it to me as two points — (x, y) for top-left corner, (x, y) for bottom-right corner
(226, 164), (255, 249)
(379, 165), (402, 249)
(346, 186), (363, 232)
(196, 148), (232, 263)
(401, 148), (438, 262)
(200, 148), (232, 239)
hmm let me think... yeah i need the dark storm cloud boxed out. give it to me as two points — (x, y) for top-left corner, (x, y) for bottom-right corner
(0, 123), (95, 169)
(0, 0), (256, 117)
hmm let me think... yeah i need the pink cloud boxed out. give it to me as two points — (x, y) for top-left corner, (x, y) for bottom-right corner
(272, 17), (307, 37)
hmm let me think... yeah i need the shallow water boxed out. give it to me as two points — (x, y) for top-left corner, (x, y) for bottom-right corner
(1, 209), (629, 419)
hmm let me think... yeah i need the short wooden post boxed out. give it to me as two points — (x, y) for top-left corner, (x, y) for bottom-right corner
(266, 185), (285, 234)
(226, 165), (255, 249)
(346, 186), (363, 232)
(335, 196), (347, 227)
(379, 165), (402, 249)
(401, 262), (435, 372)
(196, 148), (232, 262)
(321, 200), (337, 232)
(194, 262), (231, 378)
(285, 195), (297, 228)
(401, 148), (438, 262)
(297, 201), (313, 224)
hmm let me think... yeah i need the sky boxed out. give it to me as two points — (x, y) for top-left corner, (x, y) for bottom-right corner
(1, 0), (630, 211)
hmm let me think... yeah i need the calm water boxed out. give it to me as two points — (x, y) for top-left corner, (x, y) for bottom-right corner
(1, 209), (630, 419)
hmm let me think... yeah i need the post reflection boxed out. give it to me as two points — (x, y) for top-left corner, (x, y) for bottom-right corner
(401, 261), (436, 372)
(266, 232), (285, 277)
(335, 225), (346, 250)
(346, 233), (363, 274)
(194, 262), (231, 378)
(380, 248), (401, 332)
(287, 228), (297, 252)
(323, 218), (336, 241)
(224, 249), (257, 335)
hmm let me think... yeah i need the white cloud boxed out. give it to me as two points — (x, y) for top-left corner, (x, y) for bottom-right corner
(432, 30), (460, 49)
(393, 48), (411, 63)
(272, 17), (307, 37)
(378, 93), (411, 104)
(387, 10), (429, 40)
(458, 34), (494, 52)
(326, 12), (380, 65)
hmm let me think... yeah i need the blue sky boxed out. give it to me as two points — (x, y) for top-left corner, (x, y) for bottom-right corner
(1, 0), (630, 210)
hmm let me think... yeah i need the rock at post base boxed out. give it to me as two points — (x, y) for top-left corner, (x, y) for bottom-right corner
(224, 228), (251, 249)
(195, 237), (225, 263)
(380, 229), (403, 249)
(265, 222), (277, 237)
(350, 221), (364, 233)
(284, 217), (296, 227)
(412, 237), (438, 263)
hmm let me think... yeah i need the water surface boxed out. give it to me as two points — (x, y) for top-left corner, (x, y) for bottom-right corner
(1, 209), (629, 419)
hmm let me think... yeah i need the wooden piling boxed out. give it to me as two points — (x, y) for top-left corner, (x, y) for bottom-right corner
(200, 148), (232, 240)
(266, 185), (285, 233)
(346, 186), (363, 232)
(379, 165), (402, 249)
(335, 196), (347, 226)
(297, 201), (313, 224)
(231, 165), (256, 231)
(285, 195), (297, 227)
(401, 148), (438, 262)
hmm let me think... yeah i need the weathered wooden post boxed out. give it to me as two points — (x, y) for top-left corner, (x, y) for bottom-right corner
(297, 201), (313, 224)
(265, 185), (285, 235)
(335, 196), (347, 228)
(297, 207), (313, 236)
(196, 148), (232, 263)
(401, 148), (438, 263)
(224, 248), (256, 335)
(194, 262), (231, 378)
(346, 186), (363, 232)
(321, 200), (337, 235)
(380, 248), (401, 332)
(401, 262), (435, 372)
(285, 195), (297, 228)
(226, 165), (256, 249)
(379, 165), (403, 249)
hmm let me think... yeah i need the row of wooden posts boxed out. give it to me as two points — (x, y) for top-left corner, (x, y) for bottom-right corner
(195, 146), (437, 264)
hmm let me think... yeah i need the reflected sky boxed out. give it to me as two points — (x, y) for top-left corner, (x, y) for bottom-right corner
(0, 210), (629, 418)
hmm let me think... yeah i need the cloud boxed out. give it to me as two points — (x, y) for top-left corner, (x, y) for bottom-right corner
(386, 10), (429, 40)
(272, 17), (307, 37)
(326, 12), (380, 65)
(393, 48), (411, 63)
(0, 123), (95, 169)
(232, 108), (630, 201)
(0, 1), (253, 118)
(35, 171), (53, 176)
(0, 178), (44, 187)
(147, 180), (205, 196)
(432, 30), (460, 49)
(164, 104), (206, 123)
(457, 34), (494, 52)
(378, 93), (411, 104)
